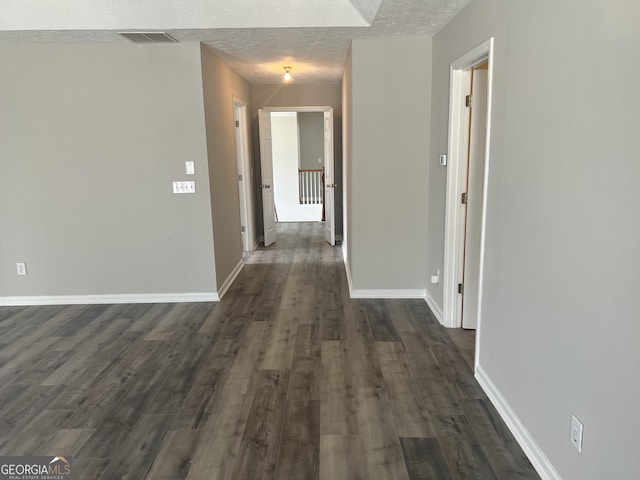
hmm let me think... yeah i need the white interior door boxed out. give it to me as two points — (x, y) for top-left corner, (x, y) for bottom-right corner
(258, 109), (276, 246)
(323, 109), (336, 246)
(462, 68), (488, 329)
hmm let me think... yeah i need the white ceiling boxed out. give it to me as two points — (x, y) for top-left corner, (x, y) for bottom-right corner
(0, 0), (472, 84)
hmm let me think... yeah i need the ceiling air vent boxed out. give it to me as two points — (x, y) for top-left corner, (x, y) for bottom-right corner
(119, 32), (178, 43)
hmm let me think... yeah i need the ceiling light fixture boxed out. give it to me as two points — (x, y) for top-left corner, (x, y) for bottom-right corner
(283, 66), (292, 81)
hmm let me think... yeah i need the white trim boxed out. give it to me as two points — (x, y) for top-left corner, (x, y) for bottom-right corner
(443, 38), (494, 331)
(0, 292), (219, 306)
(234, 97), (256, 253)
(344, 248), (354, 297)
(216, 259), (244, 300)
(424, 291), (444, 325)
(474, 41), (495, 370)
(342, 248), (423, 299)
(260, 106), (333, 114)
(476, 366), (563, 480)
(351, 289), (426, 299)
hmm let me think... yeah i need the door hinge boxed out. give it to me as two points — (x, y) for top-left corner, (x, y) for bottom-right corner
(461, 192), (468, 205)
(235, 120), (240, 127)
(458, 283), (464, 294)
(241, 226), (245, 233)
(238, 174), (243, 181)
(465, 94), (472, 108)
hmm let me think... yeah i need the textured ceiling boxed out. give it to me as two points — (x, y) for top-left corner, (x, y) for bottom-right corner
(0, 0), (472, 84)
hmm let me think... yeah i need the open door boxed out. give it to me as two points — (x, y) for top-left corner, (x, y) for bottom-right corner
(461, 66), (488, 329)
(258, 109), (276, 246)
(323, 109), (336, 246)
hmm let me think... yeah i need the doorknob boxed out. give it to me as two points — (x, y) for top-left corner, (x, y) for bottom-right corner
(328, 183), (338, 188)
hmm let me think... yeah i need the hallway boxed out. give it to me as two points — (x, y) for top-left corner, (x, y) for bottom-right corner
(0, 222), (538, 479)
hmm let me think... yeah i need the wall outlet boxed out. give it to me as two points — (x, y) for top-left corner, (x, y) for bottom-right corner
(570, 414), (584, 453)
(16, 262), (27, 276)
(430, 268), (441, 284)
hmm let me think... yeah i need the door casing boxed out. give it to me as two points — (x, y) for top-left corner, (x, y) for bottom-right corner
(442, 38), (494, 369)
(234, 98), (255, 252)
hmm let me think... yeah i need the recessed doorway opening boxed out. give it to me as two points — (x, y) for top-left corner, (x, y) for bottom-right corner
(442, 38), (495, 371)
(258, 106), (336, 247)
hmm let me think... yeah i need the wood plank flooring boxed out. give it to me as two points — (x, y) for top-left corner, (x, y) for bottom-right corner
(0, 222), (539, 479)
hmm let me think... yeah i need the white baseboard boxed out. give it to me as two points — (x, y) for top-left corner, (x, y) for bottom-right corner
(475, 365), (562, 480)
(351, 288), (426, 299)
(0, 292), (219, 306)
(216, 260), (243, 300)
(343, 253), (425, 299)
(344, 254), (354, 297)
(424, 291), (444, 325)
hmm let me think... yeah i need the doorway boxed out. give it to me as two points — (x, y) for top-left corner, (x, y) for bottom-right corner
(270, 112), (324, 223)
(442, 38), (494, 368)
(258, 106), (336, 247)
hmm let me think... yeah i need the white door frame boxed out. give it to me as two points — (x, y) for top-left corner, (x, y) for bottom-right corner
(442, 38), (494, 351)
(233, 97), (255, 252)
(258, 106), (335, 242)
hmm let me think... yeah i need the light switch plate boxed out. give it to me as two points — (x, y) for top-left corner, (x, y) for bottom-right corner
(16, 262), (27, 276)
(173, 181), (196, 194)
(185, 161), (195, 175)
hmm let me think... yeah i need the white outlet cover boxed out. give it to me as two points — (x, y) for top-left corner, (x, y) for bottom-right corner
(16, 262), (27, 275)
(571, 414), (584, 453)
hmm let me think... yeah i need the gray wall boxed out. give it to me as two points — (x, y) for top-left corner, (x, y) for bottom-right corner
(347, 37), (432, 291)
(297, 112), (324, 170)
(251, 83), (343, 237)
(427, 0), (640, 477)
(200, 45), (252, 288)
(0, 43), (217, 297)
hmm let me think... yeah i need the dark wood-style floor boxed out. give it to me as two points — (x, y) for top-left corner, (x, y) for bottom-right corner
(0, 223), (539, 479)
